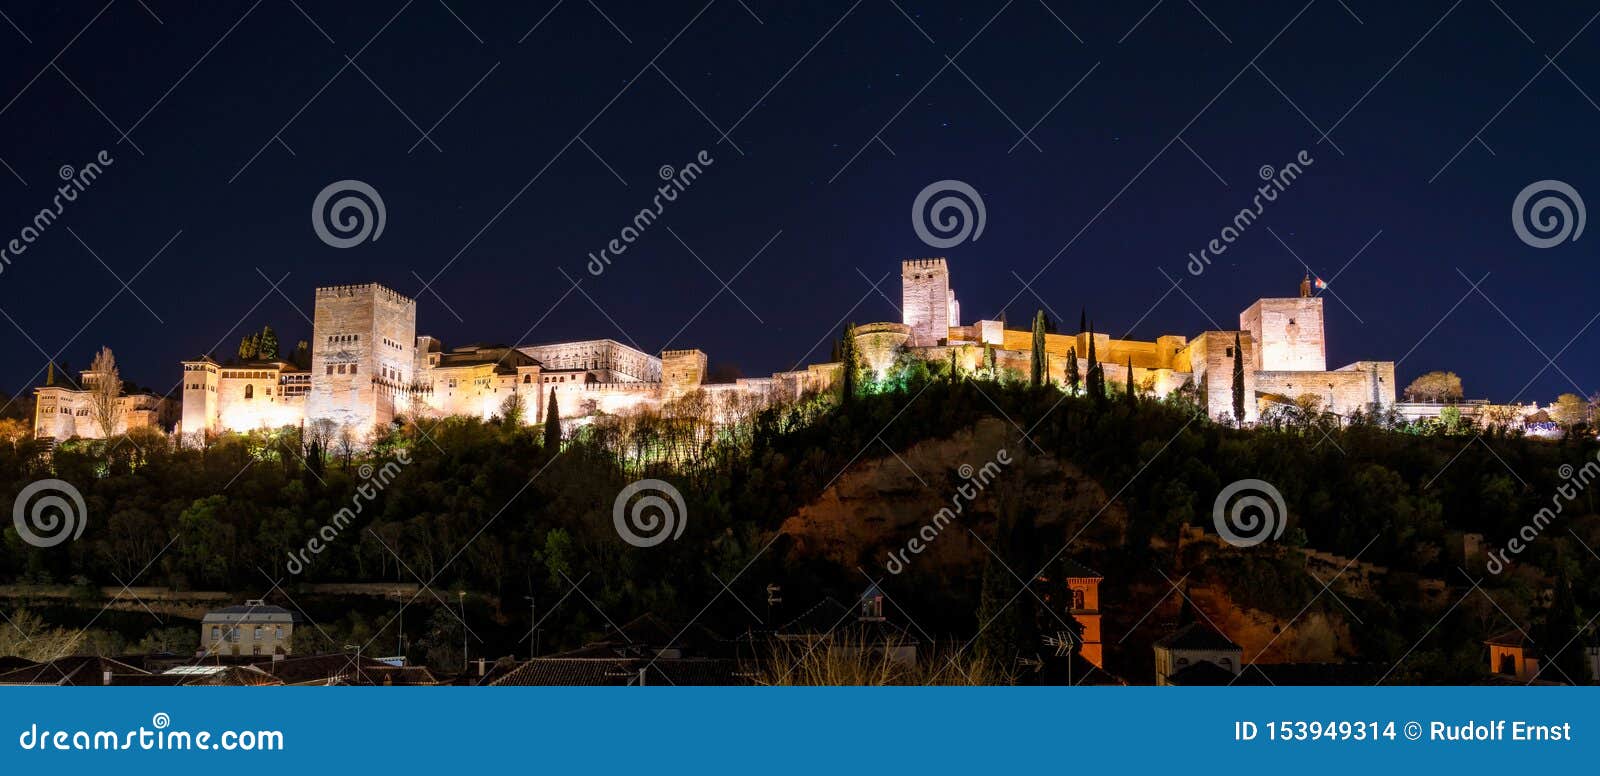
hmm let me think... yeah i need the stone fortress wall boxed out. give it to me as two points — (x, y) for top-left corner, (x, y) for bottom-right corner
(879, 259), (1393, 424)
(42, 257), (1417, 442)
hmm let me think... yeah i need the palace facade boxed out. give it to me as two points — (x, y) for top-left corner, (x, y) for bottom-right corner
(36, 258), (1399, 442)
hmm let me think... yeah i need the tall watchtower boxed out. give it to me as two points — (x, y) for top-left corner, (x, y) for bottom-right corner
(308, 284), (417, 432)
(180, 358), (221, 438)
(1239, 279), (1326, 372)
(902, 258), (957, 347)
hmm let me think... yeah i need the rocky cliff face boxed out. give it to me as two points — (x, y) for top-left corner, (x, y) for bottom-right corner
(779, 418), (1127, 575)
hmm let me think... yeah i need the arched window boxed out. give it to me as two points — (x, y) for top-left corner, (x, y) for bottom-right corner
(244, 385), (254, 399)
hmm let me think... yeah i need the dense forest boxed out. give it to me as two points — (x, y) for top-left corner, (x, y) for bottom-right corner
(1, 357), (1596, 682)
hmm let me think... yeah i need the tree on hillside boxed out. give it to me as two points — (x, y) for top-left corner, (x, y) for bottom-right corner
(1029, 310), (1047, 387)
(1085, 320), (1103, 401)
(87, 346), (123, 437)
(543, 389), (561, 452)
(1552, 393), (1590, 428)
(1065, 347), (1080, 395)
(1542, 572), (1588, 684)
(1232, 332), (1245, 423)
(237, 332), (259, 361)
(1125, 357), (1135, 404)
(839, 324), (860, 401)
(258, 325), (279, 361)
(1403, 371), (1463, 403)
(498, 393), (524, 427)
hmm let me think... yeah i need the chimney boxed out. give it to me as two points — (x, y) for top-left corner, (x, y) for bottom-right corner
(102, 669), (113, 686)
(477, 658), (488, 677)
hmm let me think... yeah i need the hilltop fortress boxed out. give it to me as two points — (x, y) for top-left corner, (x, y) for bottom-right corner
(33, 258), (1396, 442)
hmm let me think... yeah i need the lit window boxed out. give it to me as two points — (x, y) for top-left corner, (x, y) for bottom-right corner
(244, 385), (254, 399)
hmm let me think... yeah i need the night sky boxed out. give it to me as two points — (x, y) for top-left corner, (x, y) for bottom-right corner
(0, 1), (1596, 407)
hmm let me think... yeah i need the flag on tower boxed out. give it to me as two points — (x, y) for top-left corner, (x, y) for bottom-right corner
(1313, 277), (1328, 291)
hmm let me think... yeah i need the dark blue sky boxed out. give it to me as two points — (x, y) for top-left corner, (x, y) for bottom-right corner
(0, 1), (1596, 404)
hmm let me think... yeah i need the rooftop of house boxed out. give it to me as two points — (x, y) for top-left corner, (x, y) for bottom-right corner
(0, 655), (149, 686)
(201, 600), (300, 624)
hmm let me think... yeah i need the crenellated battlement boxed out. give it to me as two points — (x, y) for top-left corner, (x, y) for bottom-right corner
(314, 283), (415, 306)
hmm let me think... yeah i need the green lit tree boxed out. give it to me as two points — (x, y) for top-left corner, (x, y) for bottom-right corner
(1085, 320), (1104, 402)
(543, 389), (561, 452)
(839, 324), (860, 402)
(1065, 347), (1080, 395)
(258, 325), (279, 361)
(1029, 310), (1047, 387)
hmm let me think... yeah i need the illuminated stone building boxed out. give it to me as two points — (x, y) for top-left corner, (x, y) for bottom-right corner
(876, 259), (1396, 423)
(39, 256), (1397, 442)
(33, 368), (174, 440)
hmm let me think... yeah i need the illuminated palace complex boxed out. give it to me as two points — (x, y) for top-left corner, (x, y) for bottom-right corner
(31, 258), (1396, 442)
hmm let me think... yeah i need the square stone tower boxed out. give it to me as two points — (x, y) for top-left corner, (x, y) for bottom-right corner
(309, 284), (417, 433)
(1240, 297), (1325, 372)
(180, 358), (220, 438)
(661, 348), (707, 400)
(902, 258), (957, 347)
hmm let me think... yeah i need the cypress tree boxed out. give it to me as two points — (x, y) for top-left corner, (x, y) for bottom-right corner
(1029, 310), (1047, 387)
(1065, 347), (1080, 395)
(949, 349), (959, 382)
(1086, 320), (1103, 401)
(1232, 332), (1246, 423)
(839, 324), (859, 401)
(543, 388), (561, 452)
(1126, 357), (1135, 404)
(238, 332), (258, 361)
(1544, 572), (1587, 684)
(258, 325), (279, 361)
